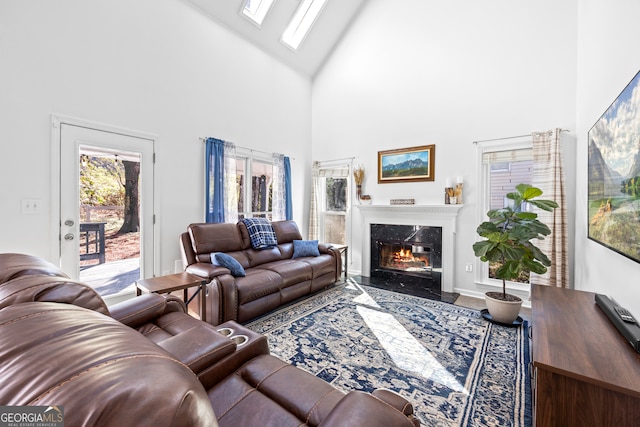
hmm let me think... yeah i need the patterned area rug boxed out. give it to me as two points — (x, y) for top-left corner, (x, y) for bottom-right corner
(245, 282), (531, 427)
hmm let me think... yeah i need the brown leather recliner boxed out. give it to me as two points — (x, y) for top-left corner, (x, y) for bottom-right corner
(180, 220), (342, 325)
(0, 253), (421, 427)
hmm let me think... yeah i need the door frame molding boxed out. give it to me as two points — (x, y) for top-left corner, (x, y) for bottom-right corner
(50, 114), (158, 277)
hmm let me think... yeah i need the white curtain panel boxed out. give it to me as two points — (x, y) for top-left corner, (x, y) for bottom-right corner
(308, 161), (320, 240)
(272, 154), (286, 221)
(531, 128), (569, 288)
(223, 141), (238, 223)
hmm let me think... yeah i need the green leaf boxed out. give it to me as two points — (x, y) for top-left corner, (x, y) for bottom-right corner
(472, 240), (494, 257)
(529, 199), (559, 211)
(515, 211), (537, 220)
(523, 258), (547, 274)
(495, 260), (521, 280)
(501, 245), (525, 260)
(515, 183), (533, 194)
(528, 244), (551, 266)
(476, 221), (499, 236)
(521, 186), (543, 200)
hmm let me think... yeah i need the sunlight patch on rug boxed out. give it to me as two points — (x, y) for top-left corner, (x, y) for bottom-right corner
(245, 283), (531, 427)
(356, 305), (466, 393)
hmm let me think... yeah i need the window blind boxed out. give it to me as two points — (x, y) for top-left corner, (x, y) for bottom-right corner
(482, 148), (532, 164)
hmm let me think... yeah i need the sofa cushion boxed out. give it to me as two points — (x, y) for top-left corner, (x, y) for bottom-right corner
(240, 218), (278, 249)
(215, 253), (246, 277)
(0, 275), (110, 316)
(258, 260), (313, 287)
(245, 246), (284, 267)
(208, 354), (345, 427)
(235, 270), (282, 305)
(189, 223), (246, 262)
(292, 240), (320, 258)
(300, 255), (337, 278)
(271, 220), (303, 244)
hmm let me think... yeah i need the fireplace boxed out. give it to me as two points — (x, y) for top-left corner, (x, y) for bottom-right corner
(357, 204), (462, 294)
(370, 224), (442, 290)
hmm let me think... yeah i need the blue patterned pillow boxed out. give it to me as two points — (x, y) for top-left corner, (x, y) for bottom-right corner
(214, 253), (246, 277)
(292, 240), (320, 258)
(241, 218), (278, 250)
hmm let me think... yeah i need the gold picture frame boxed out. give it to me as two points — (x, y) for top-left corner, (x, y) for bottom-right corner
(378, 144), (435, 183)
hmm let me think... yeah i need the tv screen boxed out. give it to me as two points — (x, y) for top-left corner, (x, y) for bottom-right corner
(588, 69), (640, 263)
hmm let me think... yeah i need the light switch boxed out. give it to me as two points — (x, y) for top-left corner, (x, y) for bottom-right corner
(21, 199), (42, 214)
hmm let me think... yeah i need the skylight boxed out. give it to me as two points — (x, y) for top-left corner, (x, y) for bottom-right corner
(242, 0), (275, 26)
(281, 0), (327, 50)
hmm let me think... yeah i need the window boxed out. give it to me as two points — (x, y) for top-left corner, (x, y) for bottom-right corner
(242, 0), (275, 26)
(311, 163), (349, 245)
(322, 177), (347, 244)
(281, 0), (328, 50)
(235, 155), (274, 219)
(477, 141), (533, 285)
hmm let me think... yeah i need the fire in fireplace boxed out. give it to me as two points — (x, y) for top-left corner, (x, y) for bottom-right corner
(370, 224), (442, 291)
(378, 243), (431, 273)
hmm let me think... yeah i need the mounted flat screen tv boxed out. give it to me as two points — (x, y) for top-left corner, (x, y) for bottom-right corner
(588, 69), (640, 264)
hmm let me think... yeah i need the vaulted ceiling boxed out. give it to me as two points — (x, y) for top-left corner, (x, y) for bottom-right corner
(183, 0), (367, 77)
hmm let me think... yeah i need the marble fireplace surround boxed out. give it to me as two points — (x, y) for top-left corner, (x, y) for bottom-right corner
(357, 204), (463, 293)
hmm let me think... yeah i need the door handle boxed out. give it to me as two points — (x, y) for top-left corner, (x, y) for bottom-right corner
(64, 219), (74, 226)
(64, 233), (74, 241)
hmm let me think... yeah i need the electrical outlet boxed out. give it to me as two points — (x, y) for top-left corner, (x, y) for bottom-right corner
(21, 199), (42, 214)
(465, 264), (473, 272)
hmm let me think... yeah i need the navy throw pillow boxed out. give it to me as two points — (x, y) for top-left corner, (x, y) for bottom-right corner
(241, 218), (278, 249)
(292, 240), (320, 258)
(215, 253), (246, 277)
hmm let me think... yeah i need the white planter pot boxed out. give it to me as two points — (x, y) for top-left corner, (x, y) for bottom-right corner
(485, 292), (523, 324)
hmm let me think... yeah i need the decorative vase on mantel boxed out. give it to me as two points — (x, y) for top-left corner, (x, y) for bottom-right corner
(353, 166), (365, 203)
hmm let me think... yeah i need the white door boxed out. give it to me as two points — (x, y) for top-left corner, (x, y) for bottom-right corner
(57, 122), (155, 288)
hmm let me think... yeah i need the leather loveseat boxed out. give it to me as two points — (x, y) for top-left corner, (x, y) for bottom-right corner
(0, 253), (420, 427)
(180, 220), (342, 324)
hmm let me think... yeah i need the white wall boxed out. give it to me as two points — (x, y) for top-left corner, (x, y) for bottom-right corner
(0, 0), (311, 274)
(576, 0), (640, 317)
(312, 0), (577, 299)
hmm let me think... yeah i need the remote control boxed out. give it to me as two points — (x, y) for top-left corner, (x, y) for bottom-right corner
(614, 306), (637, 323)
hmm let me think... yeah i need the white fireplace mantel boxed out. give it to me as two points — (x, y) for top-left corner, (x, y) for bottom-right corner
(356, 204), (463, 293)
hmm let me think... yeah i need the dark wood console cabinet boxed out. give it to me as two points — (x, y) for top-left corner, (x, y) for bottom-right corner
(531, 285), (640, 426)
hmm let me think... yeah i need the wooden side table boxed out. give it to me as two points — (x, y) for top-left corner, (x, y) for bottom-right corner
(329, 244), (348, 279)
(136, 272), (207, 323)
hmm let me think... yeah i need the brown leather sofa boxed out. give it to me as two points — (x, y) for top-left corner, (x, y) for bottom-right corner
(0, 253), (420, 427)
(180, 220), (342, 324)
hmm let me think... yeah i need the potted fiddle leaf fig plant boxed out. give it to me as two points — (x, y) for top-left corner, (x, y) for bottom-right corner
(473, 183), (558, 324)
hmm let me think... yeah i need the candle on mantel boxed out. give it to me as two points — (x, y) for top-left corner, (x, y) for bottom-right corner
(456, 176), (464, 184)
(445, 178), (452, 188)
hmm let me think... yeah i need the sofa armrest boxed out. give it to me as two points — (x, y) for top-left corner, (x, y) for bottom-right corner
(318, 244), (342, 281)
(158, 325), (237, 374)
(372, 389), (419, 424)
(185, 262), (229, 281)
(319, 391), (419, 427)
(318, 243), (332, 254)
(197, 321), (270, 388)
(110, 293), (184, 328)
(216, 275), (239, 322)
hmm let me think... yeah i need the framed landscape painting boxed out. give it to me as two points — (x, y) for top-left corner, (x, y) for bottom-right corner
(588, 69), (640, 264)
(378, 144), (435, 183)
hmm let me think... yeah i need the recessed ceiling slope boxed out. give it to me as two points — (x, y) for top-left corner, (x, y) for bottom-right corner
(183, 0), (366, 77)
